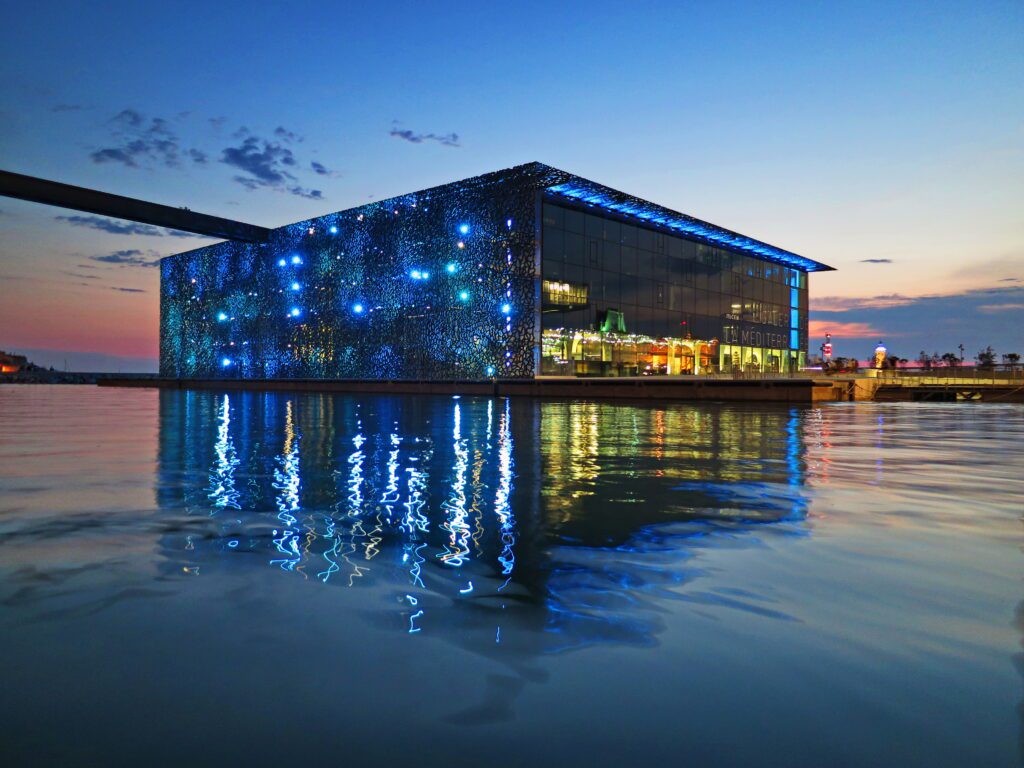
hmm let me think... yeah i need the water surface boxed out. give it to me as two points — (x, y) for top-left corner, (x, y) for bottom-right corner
(1, 386), (1021, 766)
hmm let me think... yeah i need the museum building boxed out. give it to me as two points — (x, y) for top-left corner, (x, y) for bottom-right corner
(160, 163), (833, 380)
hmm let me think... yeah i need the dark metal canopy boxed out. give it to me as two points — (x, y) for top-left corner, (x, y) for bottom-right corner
(0, 169), (270, 243)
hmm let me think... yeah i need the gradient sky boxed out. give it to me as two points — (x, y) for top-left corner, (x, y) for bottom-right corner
(1, 0), (1021, 371)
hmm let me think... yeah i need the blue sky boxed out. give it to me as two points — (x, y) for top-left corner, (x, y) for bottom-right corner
(1, 0), (1022, 369)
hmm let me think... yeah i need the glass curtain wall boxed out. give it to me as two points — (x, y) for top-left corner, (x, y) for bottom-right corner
(540, 200), (807, 376)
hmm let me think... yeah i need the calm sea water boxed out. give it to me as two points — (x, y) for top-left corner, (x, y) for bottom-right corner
(0, 386), (1021, 767)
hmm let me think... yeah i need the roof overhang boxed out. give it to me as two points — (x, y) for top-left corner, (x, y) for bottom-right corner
(543, 177), (833, 272)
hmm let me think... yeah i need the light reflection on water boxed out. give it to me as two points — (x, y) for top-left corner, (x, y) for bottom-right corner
(156, 390), (814, 655)
(0, 386), (1021, 767)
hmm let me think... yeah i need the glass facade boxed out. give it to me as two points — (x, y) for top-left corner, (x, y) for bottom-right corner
(540, 200), (808, 376)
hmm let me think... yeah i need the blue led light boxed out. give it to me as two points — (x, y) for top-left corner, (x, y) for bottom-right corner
(221, 358), (232, 367)
(422, 270), (430, 280)
(410, 269), (421, 280)
(290, 307), (301, 317)
(277, 258), (287, 267)
(545, 182), (830, 272)
(486, 366), (495, 376)
(217, 312), (228, 322)
(291, 255), (302, 265)
(458, 290), (470, 301)
(353, 303), (364, 314)
(291, 282), (301, 291)
(501, 303), (511, 315)
(458, 224), (470, 235)
(446, 263), (457, 273)
(329, 225), (338, 234)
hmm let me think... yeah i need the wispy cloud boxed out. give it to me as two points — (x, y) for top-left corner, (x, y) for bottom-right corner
(810, 286), (1024, 356)
(310, 160), (340, 177)
(55, 215), (206, 238)
(860, 258), (893, 264)
(88, 249), (161, 268)
(111, 287), (146, 293)
(811, 294), (914, 312)
(808, 320), (884, 338)
(977, 303), (1024, 313)
(273, 126), (303, 143)
(61, 270), (101, 279)
(389, 124), (460, 147)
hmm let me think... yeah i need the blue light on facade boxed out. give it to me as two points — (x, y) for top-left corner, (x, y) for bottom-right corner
(290, 307), (301, 317)
(291, 255), (302, 265)
(501, 303), (511, 315)
(217, 312), (228, 322)
(458, 224), (470, 235)
(353, 303), (364, 314)
(458, 291), (470, 301)
(486, 366), (496, 376)
(222, 358), (232, 367)
(545, 181), (831, 272)
(277, 258), (287, 267)
(446, 263), (457, 273)
(329, 225), (338, 234)
(291, 282), (301, 291)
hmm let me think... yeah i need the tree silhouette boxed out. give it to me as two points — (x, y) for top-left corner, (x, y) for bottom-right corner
(976, 346), (997, 370)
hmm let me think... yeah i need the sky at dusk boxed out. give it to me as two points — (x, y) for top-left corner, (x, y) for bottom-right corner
(1, 0), (1022, 371)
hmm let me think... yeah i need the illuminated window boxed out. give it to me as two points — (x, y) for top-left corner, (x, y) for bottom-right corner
(542, 280), (589, 307)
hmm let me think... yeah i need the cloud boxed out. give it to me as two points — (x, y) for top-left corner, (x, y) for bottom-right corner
(52, 103), (84, 112)
(998, 277), (1020, 283)
(977, 303), (1024, 313)
(389, 126), (461, 147)
(811, 294), (914, 312)
(274, 126), (303, 143)
(89, 108), (206, 169)
(57, 215), (163, 236)
(310, 160), (340, 177)
(56, 215), (206, 238)
(860, 258), (893, 264)
(88, 249), (161, 268)
(111, 287), (146, 293)
(808, 320), (884, 338)
(61, 271), (101, 279)
(810, 286), (1024, 356)
(221, 134), (324, 199)
(222, 136), (296, 184)
(287, 186), (323, 200)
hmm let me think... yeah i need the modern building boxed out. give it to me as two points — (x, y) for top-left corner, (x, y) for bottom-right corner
(160, 163), (833, 380)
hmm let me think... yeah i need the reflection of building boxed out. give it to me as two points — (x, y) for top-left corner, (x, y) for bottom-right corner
(156, 391), (807, 608)
(160, 163), (833, 380)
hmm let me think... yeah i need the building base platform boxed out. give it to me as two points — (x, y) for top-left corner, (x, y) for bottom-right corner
(99, 376), (838, 403)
